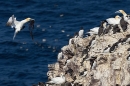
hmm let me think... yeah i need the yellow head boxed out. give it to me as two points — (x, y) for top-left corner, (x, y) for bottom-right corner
(115, 15), (121, 19)
(118, 10), (127, 16)
(25, 18), (31, 21)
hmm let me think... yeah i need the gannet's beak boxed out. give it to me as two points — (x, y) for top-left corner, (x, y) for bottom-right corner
(115, 11), (121, 13)
(30, 18), (35, 21)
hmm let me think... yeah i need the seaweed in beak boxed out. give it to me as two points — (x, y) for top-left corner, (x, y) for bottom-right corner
(29, 19), (35, 40)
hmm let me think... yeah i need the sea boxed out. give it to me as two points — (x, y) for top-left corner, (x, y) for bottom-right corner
(0, 0), (130, 86)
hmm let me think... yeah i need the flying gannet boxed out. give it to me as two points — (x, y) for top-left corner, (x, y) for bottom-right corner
(6, 15), (35, 40)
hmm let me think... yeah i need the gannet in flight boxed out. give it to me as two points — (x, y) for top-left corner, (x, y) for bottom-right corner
(6, 15), (35, 40)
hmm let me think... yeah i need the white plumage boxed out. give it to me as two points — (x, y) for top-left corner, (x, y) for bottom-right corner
(90, 27), (99, 33)
(48, 73), (65, 84)
(87, 27), (99, 36)
(115, 10), (129, 22)
(57, 52), (63, 60)
(78, 29), (84, 38)
(87, 31), (98, 36)
(106, 15), (121, 25)
(6, 15), (34, 40)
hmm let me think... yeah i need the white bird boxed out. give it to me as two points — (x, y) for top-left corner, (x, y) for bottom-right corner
(106, 15), (121, 25)
(87, 27), (99, 36)
(57, 51), (63, 60)
(78, 27), (84, 38)
(87, 31), (98, 36)
(47, 73), (65, 84)
(115, 10), (129, 22)
(115, 10), (130, 31)
(90, 27), (99, 33)
(6, 15), (35, 40)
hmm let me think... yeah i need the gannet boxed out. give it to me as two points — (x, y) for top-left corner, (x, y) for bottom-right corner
(115, 10), (129, 22)
(87, 28), (99, 36)
(87, 31), (98, 36)
(106, 15), (121, 25)
(90, 27), (99, 33)
(115, 10), (130, 31)
(47, 73), (65, 84)
(6, 15), (35, 40)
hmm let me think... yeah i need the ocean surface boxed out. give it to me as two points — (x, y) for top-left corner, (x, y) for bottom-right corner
(0, 0), (130, 86)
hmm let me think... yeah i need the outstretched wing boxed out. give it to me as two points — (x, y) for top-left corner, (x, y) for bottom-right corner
(28, 19), (35, 40)
(6, 15), (14, 26)
(6, 15), (20, 28)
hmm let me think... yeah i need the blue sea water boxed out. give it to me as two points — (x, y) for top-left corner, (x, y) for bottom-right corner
(0, 0), (130, 86)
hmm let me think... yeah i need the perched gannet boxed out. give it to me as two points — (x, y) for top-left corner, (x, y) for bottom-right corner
(6, 15), (35, 40)
(87, 27), (99, 36)
(115, 10), (130, 31)
(90, 27), (99, 33)
(47, 73), (65, 84)
(115, 10), (129, 22)
(106, 15), (121, 25)
(78, 27), (84, 38)
(87, 31), (98, 36)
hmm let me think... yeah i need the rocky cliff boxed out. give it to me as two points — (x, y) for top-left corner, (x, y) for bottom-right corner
(33, 16), (130, 86)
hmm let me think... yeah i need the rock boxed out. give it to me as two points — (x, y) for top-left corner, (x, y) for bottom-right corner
(34, 10), (130, 86)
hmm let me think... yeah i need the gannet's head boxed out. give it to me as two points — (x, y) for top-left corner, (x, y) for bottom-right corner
(25, 18), (32, 22)
(115, 10), (127, 16)
(115, 15), (121, 19)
